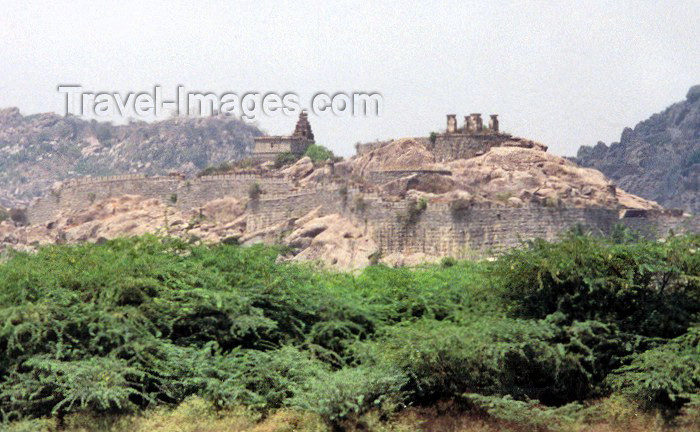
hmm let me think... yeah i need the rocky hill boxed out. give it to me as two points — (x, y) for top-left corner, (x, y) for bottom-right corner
(338, 137), (659, 210)
(574, 85), (700, 213)
(0, 195), (380, 270)
(0, 108), (261, 208)
(2, 134), (668, 269)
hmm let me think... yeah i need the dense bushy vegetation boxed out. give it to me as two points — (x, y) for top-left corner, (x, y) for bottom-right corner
(196, 162), (235, 177)
(273, 144), (336, 169)
(0, 232), (699, 430)
(304, 144), (336, 163)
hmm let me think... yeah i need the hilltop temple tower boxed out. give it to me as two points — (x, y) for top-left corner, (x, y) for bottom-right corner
(253, 111), (315, 160)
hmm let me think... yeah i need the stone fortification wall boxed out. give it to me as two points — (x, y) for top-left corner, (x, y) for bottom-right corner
(431, 133), (513, 162)
(352, 200), (615, 257)
(25, 174), (698, 259)
(27, 175), (174, 225)
(245, 187), (345, 232)
(343, 198), (699, 258)
(617, 209), (700, 236)
(27, 174), (296, 225)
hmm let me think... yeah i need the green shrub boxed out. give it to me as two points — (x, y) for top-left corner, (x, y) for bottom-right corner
(289, 366), (406, 424)
(464, 394), (585, 432)
(0, 207), (8, 222)
(367, 250), (382, 266)
(304, 144), (335, 163)
(607, 326), (700, 415)
(544, 196), (560, 207)
(274, 152), (300, 168)
(248, 182), (262, 200)
(494, 232), (700, 338)
(8, 208), (28, 225)
(0, 238), (303, 419)
(495, 192), (513, 203)
(355, 317), (605, 405)
(197, 162), (233, 177)
(609, 224), (642, 244)
(440, 256), (457, 268)
(399, 198), (427, 225)
(188, 346), (329, 411)
(1, 356), (147, 419)
(230, 158), (259, 170)
(352, 260), (497, 323)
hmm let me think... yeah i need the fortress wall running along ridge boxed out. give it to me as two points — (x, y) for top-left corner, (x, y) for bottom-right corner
(27, 175), (297, 225)
(25, 174), (699, 257)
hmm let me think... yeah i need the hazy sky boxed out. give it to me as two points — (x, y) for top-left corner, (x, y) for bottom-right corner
(1, 1), (699, 157)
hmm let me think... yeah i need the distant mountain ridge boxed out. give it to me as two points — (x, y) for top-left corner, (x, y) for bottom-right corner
(574, 85), (700, 213)
(0, 108), (262, 207)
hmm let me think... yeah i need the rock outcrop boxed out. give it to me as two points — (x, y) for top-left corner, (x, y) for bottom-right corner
(283, 213), (377, 269)
(349, 137), (659, 210)
(447, 147), (659, 209)
(574, 85), (700, 213)
(0, 195), (379, 271)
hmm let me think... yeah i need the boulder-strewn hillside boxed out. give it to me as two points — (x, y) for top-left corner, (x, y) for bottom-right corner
(337, 137), (660, 210)
(0, 134), (665, 269)
(0, 108), (261, 207)
(574, 85), (700, 213)
(0, 195), (380, 270)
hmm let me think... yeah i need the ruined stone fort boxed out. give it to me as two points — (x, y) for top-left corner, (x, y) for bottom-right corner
(25, 113), (699, 258)
(251, 111), (315, 161)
